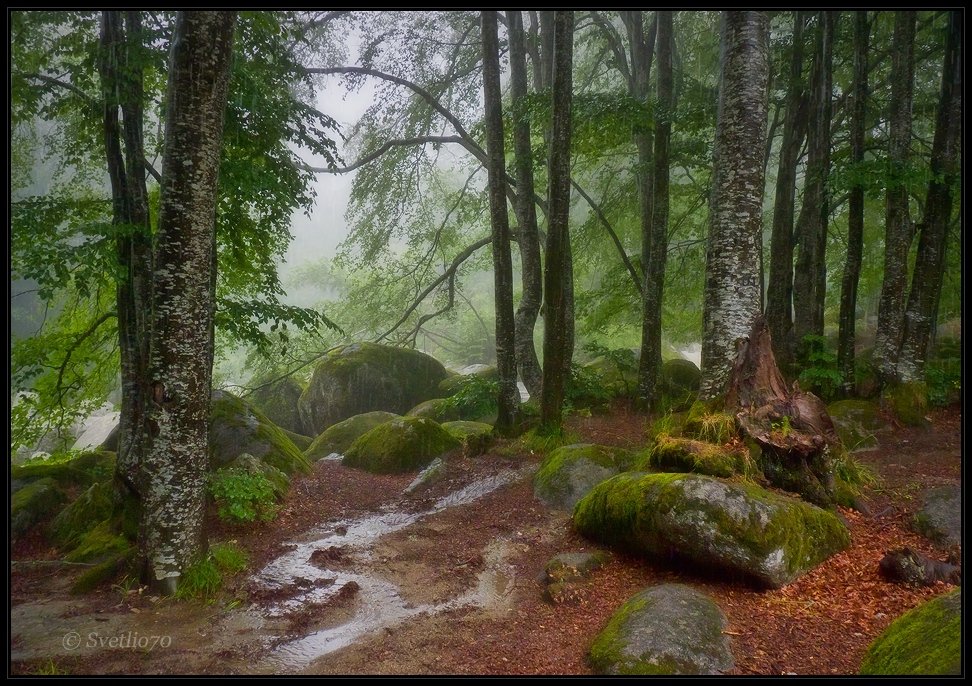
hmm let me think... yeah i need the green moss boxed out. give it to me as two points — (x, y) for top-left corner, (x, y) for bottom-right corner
(251, 421), (311, 475)
(49, 481), (116, 548)
(279, 427), (313, 451)
(584, 355), (638, 399)
(12, 478), (66, 540)
(590, 595), (653, 674)
(860, 590), (960, 675)
(683, 405), (737, 445)
(643, 434), (748, 478)
(70, 548), (135, 594)
(882, 382), (930, 427)
(343, 416), (460, 474)
(11, 450), (115, 487)
(249, 376), (304, 434)
(305, 411), (399, 460)
(828, 399), (886, 451)
(65, 520), (129, 563)
(406, 398), (461, 422)
(536, 444), (633, 495)
(211, 391), (310, 476)
(441, 421), (494, 456)
(573, 472), (850, 587)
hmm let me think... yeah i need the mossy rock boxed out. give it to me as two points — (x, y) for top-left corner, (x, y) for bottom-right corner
(441, 420), (494, 456)
(279, 427), (313, 452)
(683, 402), (737, 444)
(11, 450), (116, 488)
(298, 342), (449, 436)
(534, 443), (636, 511)
(227, 453), (290, 498)
(645, 435), (748, 478)
(64, 519), (129, 563)
(590, 584), (734, 675)
(49, 481), (117, 548)
(584, 354), (638, 398)
(210, 390), (311, 476)
(543, 551), (611, 584)
(860, 589), (960, 675)
(406, 398), (461, 422)
(660, 358), (702, 394)
(438, 365), (497, 396)
(573, 472), (850, 588)
(827, 399), (887, 451)
(882, 382), (930, 428)
(911, 484), (961, 548)
(304, 411), (399, 461)
(71, 548), (135, 595)
(854, 348), (881, 399)
(249, 376), (305, 434)
(343, 416), (460, 474)
(12, 478), (66, 542)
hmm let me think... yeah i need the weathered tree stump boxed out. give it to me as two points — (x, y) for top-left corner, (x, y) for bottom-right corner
(879, 547), (961, 587)
(725, 315), (839, 506)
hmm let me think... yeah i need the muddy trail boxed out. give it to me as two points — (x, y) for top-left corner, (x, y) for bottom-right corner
(10, 405), (962, 675)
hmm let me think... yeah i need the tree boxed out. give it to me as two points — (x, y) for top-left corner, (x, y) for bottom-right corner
(836, 11), (870, 396)
(507, 10), (544, 399)
(873, 11), (916, 385)
(480, 11), (519, 433)
(540, 10), (574, 430)
(792, 11), (836, 346)
(765, 12), (809, 368)
(896, 11), (961, 384)
(699, 11), (770, 401)
(140, 10), (236, 593)
(637, 10), (673, 409)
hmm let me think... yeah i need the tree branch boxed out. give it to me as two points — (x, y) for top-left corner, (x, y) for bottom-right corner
(571, 180), (643, 293)
(301, 135), (464, 174)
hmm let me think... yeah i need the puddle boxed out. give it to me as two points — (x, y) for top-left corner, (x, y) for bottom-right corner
(253, 465), (533, 670)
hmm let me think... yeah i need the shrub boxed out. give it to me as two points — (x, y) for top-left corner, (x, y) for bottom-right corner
(797, 335), (842, 402)
(441, 374), (499, 419)
(208, 468), (278, 524)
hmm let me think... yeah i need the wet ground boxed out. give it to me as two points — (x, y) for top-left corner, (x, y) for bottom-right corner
(9, 405), (962, 675)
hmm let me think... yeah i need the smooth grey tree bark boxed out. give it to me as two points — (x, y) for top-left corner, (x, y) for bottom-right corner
(481, 10), (519, 434)
(540, 10), (574, 430)
(896, 11), (961, 383)
(873, 11), (916, 384)
(699, 11), (770, 401)
(141, 10), (236, 593)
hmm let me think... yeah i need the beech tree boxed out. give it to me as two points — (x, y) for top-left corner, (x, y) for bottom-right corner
(699, 11), (770, 400)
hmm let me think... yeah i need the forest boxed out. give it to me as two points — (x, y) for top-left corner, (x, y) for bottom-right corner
(10, 10), (962, 676)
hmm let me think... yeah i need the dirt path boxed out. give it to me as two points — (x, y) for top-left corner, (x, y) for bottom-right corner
(10, 406), (961, 675)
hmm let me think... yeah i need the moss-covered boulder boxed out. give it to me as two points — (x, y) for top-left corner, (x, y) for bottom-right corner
(304, 411), (399, 461)
(406, 398), (461, 422)
(64, 519), (129, 563)
(882, 382), (930, 428)
(534, 443), (636, 511)
(250, 376), (305, 434)
(210, 390), (311, 476)
(660, 358), (702, 393)
(299, 342), (449, 436)
(438, 365), (497, 396)
(49, 481), (116, 548)
(827, 399), (888, 451)
(584, 353), (638, 398)
(541, 550), (611, 604)
(912, 484), (961, 548)
(574, 472), (850, 588)
(860, 589), (960, 675)
(590, 584), (734, 675)
(441, 420), (494, 456)
(11, 450), (115, 488)
(646, 435), (749, 478)
(12, 478), (66, 542)
(343, 416), (460, 474)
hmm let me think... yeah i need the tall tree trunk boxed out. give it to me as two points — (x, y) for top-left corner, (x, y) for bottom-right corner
(765, 11), (809, 369)
(873, 11), (916, 385)
(896, 11), (961, 383)
(699, 11), (770, 401)
(481, 11), (519, 433)
(638, 11), (673, 409)
(141, 10), (236, 593)
(507, 10), (543, 399)
(792, 11), (835, 347)
(99, 12), (154, 500)
(540, 10), (574, 430)
(837, 11), (869, 396)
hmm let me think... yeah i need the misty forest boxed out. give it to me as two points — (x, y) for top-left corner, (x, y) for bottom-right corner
(10, 10), (961, 676)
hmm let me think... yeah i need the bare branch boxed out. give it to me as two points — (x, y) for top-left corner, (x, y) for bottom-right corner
(301, 135), (464, 174)
(571, 180), (643, 294)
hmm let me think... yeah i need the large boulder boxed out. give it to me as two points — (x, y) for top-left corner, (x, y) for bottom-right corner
(590, 584), (734, 675)
(659, 358), (702, 394)
(11, 450), (115, 489)
(12, 478), (65, 542)
(210, 390), (311, 476)
(584, 352), (638, 398)
(299, 343), (449, 436)
(250, 377), (305, 434)
(304, 411), (399, 461)
(534, 444), (636, 511)
(827, 399), (888, 451)
(441, 420), (494, 456)
(860, 589), (960, 675)
(912, 485), (961, 548)
(406, 398), (461, 423)
(343, 416), (460, 474)
(574, 472), (850, 588)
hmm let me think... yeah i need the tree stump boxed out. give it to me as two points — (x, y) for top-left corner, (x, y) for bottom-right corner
(725, 314), (839, 506)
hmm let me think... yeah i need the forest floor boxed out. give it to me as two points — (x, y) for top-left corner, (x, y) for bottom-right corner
(10, 403), (961, 675)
